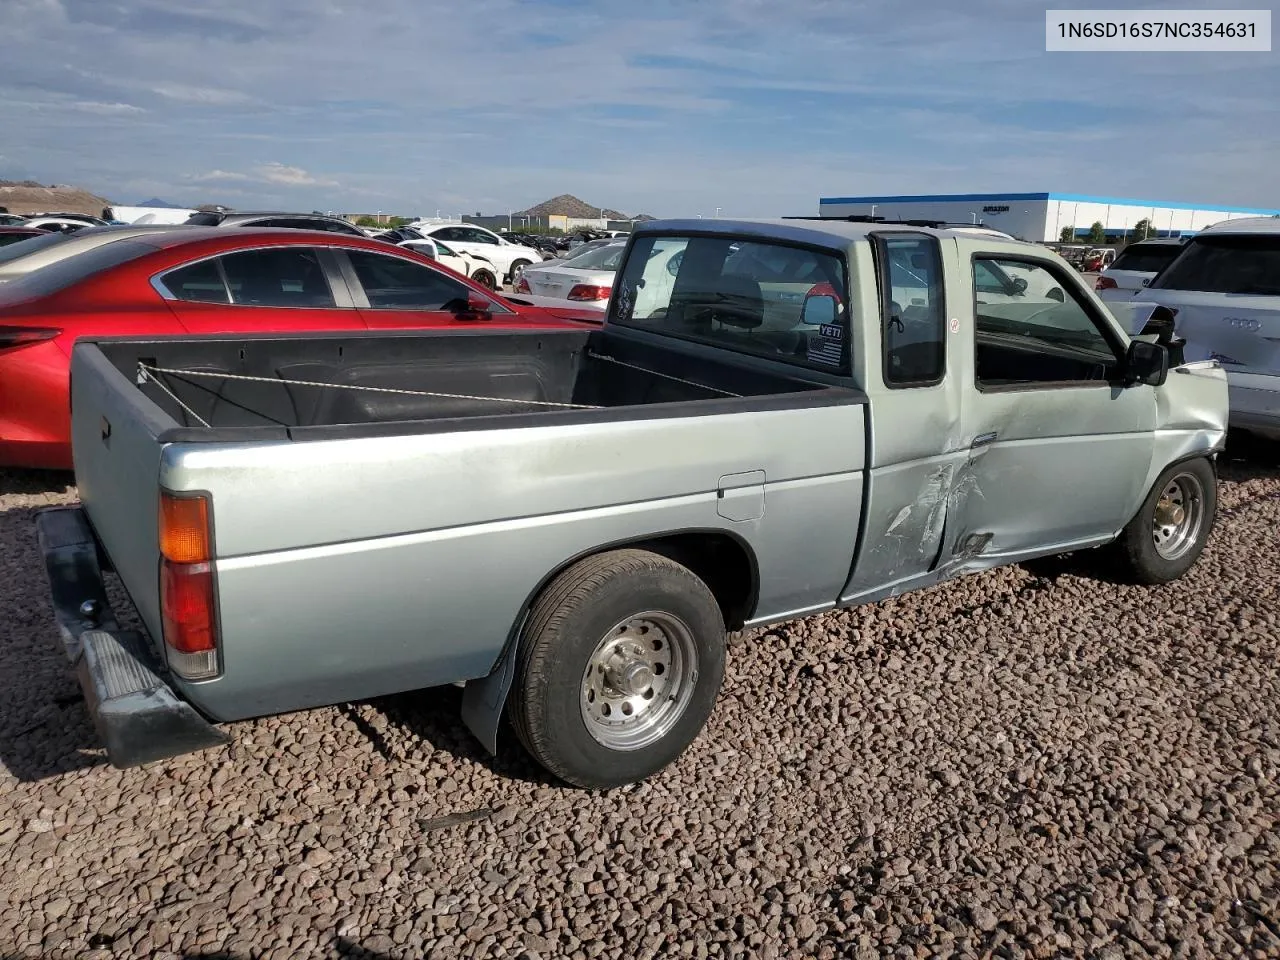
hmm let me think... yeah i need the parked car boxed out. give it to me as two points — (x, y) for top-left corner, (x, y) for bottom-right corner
(0, 224), (195, 283)
(408, 222), (541, 284)
(1133, 216), (1280, 441)
(0, 213), (31, 227)
(1083, 248), (1116, 272)
(1094, 239), (1188, 302)
(34, 217), (1226, 789)
(512, 239), (634, 309)
(0, 227), (601, 470)
(534, 237), (616, 267)
(375, 228), (502, 290)
(0, 226), (46, 248)
(22, 216), (94, 234)
(183, 210), (368, 237)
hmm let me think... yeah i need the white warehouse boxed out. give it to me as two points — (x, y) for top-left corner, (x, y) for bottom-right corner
(816, 192), (1280, 243)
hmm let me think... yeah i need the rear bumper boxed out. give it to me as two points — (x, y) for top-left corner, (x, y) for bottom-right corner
(1228, 372), (1280, 440)
(34, 505), (230, 768)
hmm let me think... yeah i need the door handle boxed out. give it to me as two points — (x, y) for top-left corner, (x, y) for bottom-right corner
(971, 431), (998, 449)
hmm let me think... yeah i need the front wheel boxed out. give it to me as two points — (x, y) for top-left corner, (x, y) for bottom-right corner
(509, 260), (531, 285)
(1111, 456), (1217, 584)
(471, 268), (497, 291)
(509, 549), (727, 789)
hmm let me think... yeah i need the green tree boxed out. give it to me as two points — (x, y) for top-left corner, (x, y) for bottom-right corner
(1059, 226), (1076, 242)
(1087, 221), (1106, 244)
(1128, 218), (1153, 243)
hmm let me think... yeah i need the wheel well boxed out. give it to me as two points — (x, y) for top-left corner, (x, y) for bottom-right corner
(630, 532), (758, 630)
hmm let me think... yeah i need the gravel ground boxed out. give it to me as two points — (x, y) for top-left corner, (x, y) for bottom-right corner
(1, 444), (1278, 960)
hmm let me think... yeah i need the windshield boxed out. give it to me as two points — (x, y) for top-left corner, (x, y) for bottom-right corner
(1109, 244), (1184, 274)
(1150, 235), (1280, 295)
(564, 243), (626, 271)
(0, 230), (71, 265)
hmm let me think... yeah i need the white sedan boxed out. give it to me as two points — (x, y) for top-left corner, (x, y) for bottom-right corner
(407, 222), (543, 284)
(1094, 238), (1187, 302)
(512, 239), (629, 309)
(374, 229), (503, 290)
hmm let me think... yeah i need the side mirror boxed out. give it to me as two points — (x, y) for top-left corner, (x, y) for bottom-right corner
(801, 294), (838, 326)
(1010, 277), (1029, 295)
(1125, 338), (1168, 387)
(1046, 286), (1065, 302)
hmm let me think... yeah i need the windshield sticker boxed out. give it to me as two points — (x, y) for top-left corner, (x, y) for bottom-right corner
(950, 316), (960, 334)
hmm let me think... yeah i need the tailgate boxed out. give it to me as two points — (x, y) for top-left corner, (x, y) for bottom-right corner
(69, 342), (174, 657)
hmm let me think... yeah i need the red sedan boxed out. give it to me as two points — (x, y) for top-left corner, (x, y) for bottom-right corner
(0, 227), (599, 470)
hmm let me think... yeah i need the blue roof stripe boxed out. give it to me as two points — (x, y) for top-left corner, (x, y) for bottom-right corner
(819, 192), (1280, 216)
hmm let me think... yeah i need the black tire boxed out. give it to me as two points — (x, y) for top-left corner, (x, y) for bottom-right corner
(509, 259), (531, 284)
(471, 269), (497, 291)
(1111, 456), (1217, 585)
(509, 549), (727, 789)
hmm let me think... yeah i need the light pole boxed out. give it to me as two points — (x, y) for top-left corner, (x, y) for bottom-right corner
(714, 207), (721, 217)
(870, 205), (877, 218)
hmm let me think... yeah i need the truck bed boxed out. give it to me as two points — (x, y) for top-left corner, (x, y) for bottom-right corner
(90, 327), (833, 442)
(70, 327), (870, 726)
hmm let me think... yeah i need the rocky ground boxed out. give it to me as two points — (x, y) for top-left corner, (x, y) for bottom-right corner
(1, 445), (1277, 960)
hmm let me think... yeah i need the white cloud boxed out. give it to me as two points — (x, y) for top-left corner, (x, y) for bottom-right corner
(185, 163), (337, 188)
(66, 100), (146, 115)
(150, 83), (252, 105)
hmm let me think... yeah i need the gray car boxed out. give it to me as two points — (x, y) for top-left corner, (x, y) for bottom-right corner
(183, 210), (367, 237)
(35, 217), (1229, 790)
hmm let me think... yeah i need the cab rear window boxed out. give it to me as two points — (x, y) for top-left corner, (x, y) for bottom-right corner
(610, 234), (850, 374)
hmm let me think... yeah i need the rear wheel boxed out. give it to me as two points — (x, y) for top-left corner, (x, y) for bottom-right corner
(471, 268), (497, 290)
(509, 549), (727, 789)
(1111, 456), (1216, 584)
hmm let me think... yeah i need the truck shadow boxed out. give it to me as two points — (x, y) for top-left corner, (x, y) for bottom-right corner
(0, 487), (110, 783)
(358, 688), (557, 787)
(2, 935), (398, 959)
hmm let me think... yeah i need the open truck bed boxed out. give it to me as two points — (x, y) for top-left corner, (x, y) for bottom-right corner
(60, 324), (870, 767)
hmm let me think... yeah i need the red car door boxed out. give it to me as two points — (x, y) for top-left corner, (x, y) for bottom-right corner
(154, 246), (368, 334)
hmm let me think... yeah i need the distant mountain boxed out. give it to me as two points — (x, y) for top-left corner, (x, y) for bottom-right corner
(515, 194), (652, 221)
(135, 197), (186, 208)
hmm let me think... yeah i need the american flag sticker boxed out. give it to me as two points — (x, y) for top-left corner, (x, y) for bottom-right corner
(808, 336), (843, 367)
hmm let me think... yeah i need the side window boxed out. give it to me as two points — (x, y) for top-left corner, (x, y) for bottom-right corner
(160, 259), (229, 303)
(972, 257), (1120, 388)
(433, 227), (464, 242)
(346, 250), (475, 310)
(218, 248), (337, 307)
(880, 235), (945, 386)
(463, 228), (498, 244)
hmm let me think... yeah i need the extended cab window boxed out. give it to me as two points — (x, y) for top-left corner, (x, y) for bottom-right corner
(612, 235), (850, 374)
(347, 250), (477, 310)
(972, 257), (1120, 388)
(880, 235), (945, 385)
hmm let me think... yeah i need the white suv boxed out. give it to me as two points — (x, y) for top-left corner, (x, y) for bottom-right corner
(1133, 216), (1280, 441)
(409, 223), (539, 284)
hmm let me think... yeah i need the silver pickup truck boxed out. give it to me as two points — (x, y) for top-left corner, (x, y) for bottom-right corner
(36, 218), (1229, 789)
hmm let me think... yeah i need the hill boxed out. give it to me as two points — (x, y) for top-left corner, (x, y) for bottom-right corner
(0, 180), (111, 217)
(515, 194), (654, 221)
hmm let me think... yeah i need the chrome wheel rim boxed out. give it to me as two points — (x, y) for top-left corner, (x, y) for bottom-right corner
(511, 262), (527, 283)
(1152, 471), (1204, 560)
(580, 611), (698, 751)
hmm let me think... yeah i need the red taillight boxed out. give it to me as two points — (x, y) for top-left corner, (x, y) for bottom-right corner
(158, 491), (219, 679)
(1096, 276), (1117, 290)
(567, 284), (611, 301)
(161, 561), (217, 654)
(514, 276), (531, 294)
(0, 326), (60, 351)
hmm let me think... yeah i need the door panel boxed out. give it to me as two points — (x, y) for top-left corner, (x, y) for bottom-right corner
(949, 254), (1157, 560)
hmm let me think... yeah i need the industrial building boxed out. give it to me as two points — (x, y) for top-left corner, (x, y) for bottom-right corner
(816, 192), (1280, 243)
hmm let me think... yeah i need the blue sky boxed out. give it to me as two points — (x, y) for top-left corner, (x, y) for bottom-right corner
(1, 0), (1277, 218)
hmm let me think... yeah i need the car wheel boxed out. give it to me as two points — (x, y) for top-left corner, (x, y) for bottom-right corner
(509, 260), (531, 284)
(1111, 456), (1217, 584)
(471, 269), (497, 291)
(508, 549), (727, 790)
